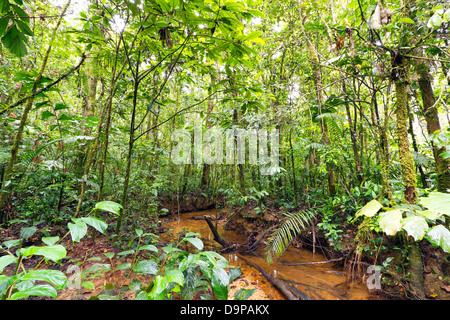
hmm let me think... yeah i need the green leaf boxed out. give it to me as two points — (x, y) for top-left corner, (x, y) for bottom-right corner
(0, 0), (10, 13)
(401, 216), (429, 241)
(42, 236), (60, 246)
(426, 225), (450, 253)
(57, 114), (73, 121)
(180, 267), (197, 300)
(420, 192), (450, 216)
(1, 24), (28, 57)
(94, 201), (123, 215)
(378, 209), (403, 236)
(41, 110), (56, 120)
(234, 288), (256, 300)
(54, 103), (68, 111)
(21, 270), (66, 288)
(3, 239), (22, 249)
(184, 237), (204, 251)
(9, 284), (57, 300)
(16, 20), (33, 36)
(81, 281), (95, 290)
(115, 262), (131, 271)
(398, 17), (415, 24)
(166, 269), (184, 286)
(356, 199), (382, 217)
(138, 244), (158, 253)
(82, 263), (110, 278)
(133, 260), (159, 275)
(20, 226), (37, 239)
(81, 217), (108, 234)
(148, 275), (168, 299)
(228, 267), (241, 283)
(211, 267), (229, 300)
(0, 255), (18, 273)
(19, 245), (66, 262)
(0, 17), (9, 36)
(68, 218), (88, 242)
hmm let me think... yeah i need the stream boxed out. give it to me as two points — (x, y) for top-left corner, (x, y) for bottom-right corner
(163, 209), (375, 300)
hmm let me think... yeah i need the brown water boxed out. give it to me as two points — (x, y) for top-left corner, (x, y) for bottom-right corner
(163, 209), (374, 300)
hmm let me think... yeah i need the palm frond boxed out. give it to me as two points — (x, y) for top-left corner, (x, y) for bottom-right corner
(265, 209), (316, 264)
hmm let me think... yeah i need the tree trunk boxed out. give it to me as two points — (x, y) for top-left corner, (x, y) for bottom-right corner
(393, 51), (424, 299)
(415, 59), (450, 193)
(299, 9), (336, 196)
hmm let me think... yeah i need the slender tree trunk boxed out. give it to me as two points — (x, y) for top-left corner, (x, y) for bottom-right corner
(299, 7), (335, 196)
(342, 80), (363, 183)
(407, 102), (428, 188)
(117, 54), (140, 232)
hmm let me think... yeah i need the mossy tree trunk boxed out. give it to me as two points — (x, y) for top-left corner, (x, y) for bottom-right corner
(392, 52), (425, 299)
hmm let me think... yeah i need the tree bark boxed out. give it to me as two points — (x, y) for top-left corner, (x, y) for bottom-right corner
(415, 59), (449, 192)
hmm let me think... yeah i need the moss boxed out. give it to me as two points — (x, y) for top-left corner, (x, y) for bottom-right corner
(394, 59), (417, 203)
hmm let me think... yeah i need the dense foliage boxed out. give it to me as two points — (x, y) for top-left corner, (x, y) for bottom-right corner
(0, 0), (449, 300)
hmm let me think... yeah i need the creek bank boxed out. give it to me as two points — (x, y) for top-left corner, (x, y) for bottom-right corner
(157, 191), (220, 215)
(223, 203), (450, 300)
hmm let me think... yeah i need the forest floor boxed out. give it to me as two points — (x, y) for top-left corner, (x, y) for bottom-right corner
(0, 217), (276, 300)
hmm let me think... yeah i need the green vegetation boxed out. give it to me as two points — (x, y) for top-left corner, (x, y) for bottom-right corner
(0, 0), (450, 300)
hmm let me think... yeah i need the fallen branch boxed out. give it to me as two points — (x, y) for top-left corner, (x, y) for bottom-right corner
(236, 253), (304, 300)
(204, 216), (230, 248)
(248, 226), (275, 251)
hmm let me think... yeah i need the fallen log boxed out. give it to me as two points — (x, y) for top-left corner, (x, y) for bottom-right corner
(236, 253), (305, 300)
(283, 281), (312, 300)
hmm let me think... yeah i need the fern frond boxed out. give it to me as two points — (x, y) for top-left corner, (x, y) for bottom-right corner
(265, 209), (316, 264)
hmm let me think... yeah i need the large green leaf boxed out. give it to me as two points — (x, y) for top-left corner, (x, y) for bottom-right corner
(133, 260), (159, 275)
(420, 192), (450, 216)
(356, 199), (382, 218)
(401, 216), (429, 241)
(378, 209), (403, 236)
(426, 225), (450, 253)
(19, 245), (66, 262)
(68, 218), (88, 242)
(180, 267), (197, 300)
(211, 267), (229, 300)
(165, 269), (184, 286)
(94, 201), (123, 215)
(0, 255), (18, 273)
(21, 270), (66, 288)
(9, 284), (57, 300)
(184, 237), (204, 251)
(20, 226), (37, 239)
(1, 24), (28, 57)
(81, 217), (108, 234)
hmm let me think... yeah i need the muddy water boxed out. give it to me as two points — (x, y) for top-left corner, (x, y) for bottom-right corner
(163, 209), (373, 300)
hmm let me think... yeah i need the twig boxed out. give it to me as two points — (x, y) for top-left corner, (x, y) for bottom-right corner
(282, 257), (344, 266)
